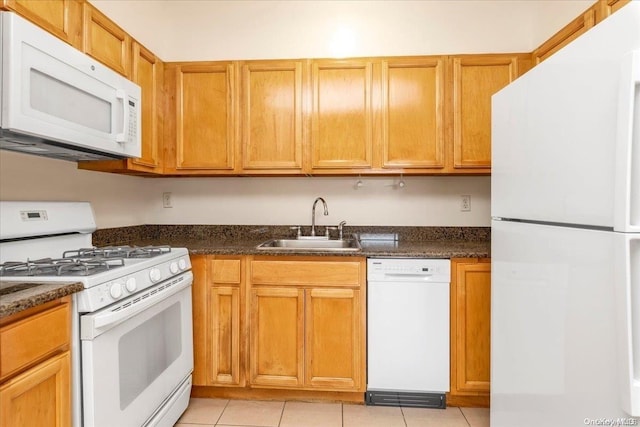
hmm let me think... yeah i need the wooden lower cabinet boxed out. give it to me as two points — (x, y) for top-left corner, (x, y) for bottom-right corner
(248, 256), (365, 392)
(449, 258), (491, 407)
(0, 297), (72, 427)
(305, 288), (361, 390)
(192, 255), (245, 387)
(250, 287), (304, 387)
(0, 352), (71, 427)
(191, 254), (366, 399)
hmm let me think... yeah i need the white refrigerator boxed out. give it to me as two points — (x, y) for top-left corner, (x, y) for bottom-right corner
(491, 2), (640, 426)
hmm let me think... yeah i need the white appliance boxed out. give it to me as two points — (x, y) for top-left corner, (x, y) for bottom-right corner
(0, 201), (193, 427)
(491, 3), (640, 426)
(366, 258), (450, 408)
(0, 12), (141, 161)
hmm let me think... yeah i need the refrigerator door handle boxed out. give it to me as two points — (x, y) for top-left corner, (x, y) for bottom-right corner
(616, 234), (640, 416)
(614, 50), (640, 233)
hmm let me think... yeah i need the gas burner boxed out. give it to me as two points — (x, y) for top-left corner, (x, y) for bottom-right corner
(0, 257), (125, 277)
(63, 245), (172, 259)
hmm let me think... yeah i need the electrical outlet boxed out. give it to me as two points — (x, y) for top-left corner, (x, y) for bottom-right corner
(460, 195), (471, 212)
(162, 192), (173, 208)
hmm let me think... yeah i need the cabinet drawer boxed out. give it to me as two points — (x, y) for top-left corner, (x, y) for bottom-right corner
(250, 258), (363, 287)
(210, 259), (242, 284)
(0, 302), (70, 381)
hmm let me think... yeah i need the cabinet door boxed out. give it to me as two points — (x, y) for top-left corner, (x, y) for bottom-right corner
(451, 56), (518, 170)
(241, 61), (303, 172)
(250, 287), (304, 388)
(169, 63), (237, 172)
(82, 3), (131, 78)
(208, 257), (243, 386)
(451, 259), (491, 396)
(305, 288), (362, 391)
(209, 286), (241, 386)
(130, 42), (163, 172)
(310, 60), (374, 171)
(1, 0), (82, 49)
(381, 57), (445, 170)
(0, 351), (70, 427)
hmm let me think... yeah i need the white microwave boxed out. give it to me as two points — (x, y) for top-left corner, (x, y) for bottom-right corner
(0, 12), (141, 161)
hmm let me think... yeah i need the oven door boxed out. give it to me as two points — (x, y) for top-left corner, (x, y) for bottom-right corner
(80, 272), (193, 427)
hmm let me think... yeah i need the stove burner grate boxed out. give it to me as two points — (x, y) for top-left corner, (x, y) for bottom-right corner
(63, 245), (171, 259)
(0, 257), (125, 277)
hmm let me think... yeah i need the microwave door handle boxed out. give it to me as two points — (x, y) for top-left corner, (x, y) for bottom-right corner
(115, 89), (129, 143)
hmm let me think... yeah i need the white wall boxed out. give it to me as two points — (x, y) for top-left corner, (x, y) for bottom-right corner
(89, 0), (593, 62)
(0, 151), (152, 228)
(148, 176), (491, 226)
(0, 1), (595, 228)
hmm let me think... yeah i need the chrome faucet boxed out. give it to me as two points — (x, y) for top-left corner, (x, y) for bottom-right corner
(311, 197), (329, 236)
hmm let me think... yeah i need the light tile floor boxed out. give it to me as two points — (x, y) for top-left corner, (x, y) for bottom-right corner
(175, 398), (489, 427)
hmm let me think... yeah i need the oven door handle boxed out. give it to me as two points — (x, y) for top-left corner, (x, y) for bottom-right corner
(81, 271), (193, 340)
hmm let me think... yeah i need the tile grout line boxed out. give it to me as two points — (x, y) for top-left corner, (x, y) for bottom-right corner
(214, 399), (230, 426)
(341, 403), (344, 427)
(276, 400), (286, 427)
(458, 407), (472, 427)
(399, 405), (408, 427)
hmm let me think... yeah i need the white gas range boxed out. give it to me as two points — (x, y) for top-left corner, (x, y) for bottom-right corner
(0, 201), (193, 427)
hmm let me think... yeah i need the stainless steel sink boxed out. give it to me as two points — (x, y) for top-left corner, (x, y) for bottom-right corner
(256, 238), (362, 252)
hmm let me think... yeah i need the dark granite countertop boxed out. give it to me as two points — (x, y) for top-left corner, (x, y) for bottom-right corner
(128, 237), (491, 258)
(0, 281), (84, 319)
(93, 225), (491, 259)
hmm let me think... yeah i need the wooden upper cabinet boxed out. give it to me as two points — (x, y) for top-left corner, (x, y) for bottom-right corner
(381, 57), (445, 170)
(1, 0), (83, 49)
(165, 63), (238, 173)
(451, 55), (518, 170)
(603, 0), (632, 15)
(532, 8), (595, 65)
(131, 42), (163, 172)
(82, 3), (131, 78)
(240, 61), (304, 173)
(310, 60), (374, 171)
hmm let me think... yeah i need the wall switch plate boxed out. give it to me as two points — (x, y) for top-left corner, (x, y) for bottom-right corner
(460, 195), (471, 212)
(163, 192), (173, 208)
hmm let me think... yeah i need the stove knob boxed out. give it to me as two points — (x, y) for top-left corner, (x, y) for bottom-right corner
(149, 268), (162, 283)
(170, 262), (179, 274)
(110, 283), (123, 299)
(178, 259), (188, 270)
(125, 277), (137, 293)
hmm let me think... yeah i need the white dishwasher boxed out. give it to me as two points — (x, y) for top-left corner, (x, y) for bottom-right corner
(366, 258), (451, 408)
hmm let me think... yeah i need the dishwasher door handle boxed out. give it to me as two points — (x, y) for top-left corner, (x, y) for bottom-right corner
(382, 273), (434, 280)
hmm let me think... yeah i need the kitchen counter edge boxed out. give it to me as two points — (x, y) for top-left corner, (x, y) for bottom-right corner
(123, 238), (491, 259)
(0, 282), (84, 319)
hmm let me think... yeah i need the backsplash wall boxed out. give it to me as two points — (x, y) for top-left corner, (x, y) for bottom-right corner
(0, 151), (491, 227)
(146, 176), (491, 227)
